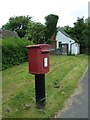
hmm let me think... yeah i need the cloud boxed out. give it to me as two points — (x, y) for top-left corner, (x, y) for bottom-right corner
(0, 0), (88, 27)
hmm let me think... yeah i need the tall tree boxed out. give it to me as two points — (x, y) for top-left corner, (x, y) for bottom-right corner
(44, 14), (59, 43)
(73, 17), (88, 53)
(2, 16), (31, 38)
(63, 17), (88, 53)
(26, 21), (46, 44)
(87, 17), (90, 54)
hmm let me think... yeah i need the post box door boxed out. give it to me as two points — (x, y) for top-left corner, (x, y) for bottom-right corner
(26, 44), (50, 74)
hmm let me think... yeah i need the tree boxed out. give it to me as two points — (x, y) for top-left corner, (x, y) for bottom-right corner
(62, 25), (75, 40)
(26, 21), (46, 44)
(88, 17), (90, 54)
(63, 17), (88, 54)
(44, 14), (59, 43)
(73, 17), (88, 53)
(2, 16), (31, 38)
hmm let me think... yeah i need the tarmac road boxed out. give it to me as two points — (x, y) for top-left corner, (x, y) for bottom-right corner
(54, 67), (88, 118)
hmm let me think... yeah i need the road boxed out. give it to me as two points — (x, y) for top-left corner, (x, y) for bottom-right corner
(54, 67), (88, 118)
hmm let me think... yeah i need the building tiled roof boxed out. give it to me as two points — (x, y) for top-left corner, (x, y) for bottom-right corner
(57, 26), (71, 38)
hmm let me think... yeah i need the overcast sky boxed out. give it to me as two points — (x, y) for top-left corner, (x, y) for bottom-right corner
(0, 0), (89, 28)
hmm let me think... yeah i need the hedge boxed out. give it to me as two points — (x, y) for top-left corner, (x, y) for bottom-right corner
(2, 37), (33, 70)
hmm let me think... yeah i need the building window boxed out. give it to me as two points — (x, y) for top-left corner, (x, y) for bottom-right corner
(59, 42), (62, 48)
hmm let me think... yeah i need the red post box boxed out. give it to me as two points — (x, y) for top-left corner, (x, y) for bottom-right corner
(26, 44), (51, 109)
(26, 44), (50, 74)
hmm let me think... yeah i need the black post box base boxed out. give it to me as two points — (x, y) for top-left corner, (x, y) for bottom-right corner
(35, 74), (45, 109)
(36, 98), (45, 109)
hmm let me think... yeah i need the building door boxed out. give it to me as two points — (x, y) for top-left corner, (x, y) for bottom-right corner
(61, 44), (68, 54)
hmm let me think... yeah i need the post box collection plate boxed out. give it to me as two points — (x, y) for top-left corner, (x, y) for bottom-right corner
(44, 58), (48, 67)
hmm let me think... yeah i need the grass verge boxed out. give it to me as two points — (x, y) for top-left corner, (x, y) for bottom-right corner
(2, 55), (88, 118)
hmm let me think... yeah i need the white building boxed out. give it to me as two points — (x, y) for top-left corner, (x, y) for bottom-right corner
(51, 27), (80, 55)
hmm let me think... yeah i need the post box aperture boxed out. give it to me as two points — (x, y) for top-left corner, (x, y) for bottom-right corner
(26, 44), (50, 74)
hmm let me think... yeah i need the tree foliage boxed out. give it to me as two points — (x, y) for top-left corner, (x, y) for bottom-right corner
(62, 25), (75, 39)
(26, 21), (46, 44)
(63, 17), (88, 54)
(44, 14), (59, 43)
(2, 15), (89, 53)
(2, 16), (31, 38)
(2, 37), (33, 70)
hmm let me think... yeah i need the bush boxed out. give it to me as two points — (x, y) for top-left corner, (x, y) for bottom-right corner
(2, 37), (34, 70)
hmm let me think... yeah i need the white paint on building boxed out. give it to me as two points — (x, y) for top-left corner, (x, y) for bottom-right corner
(56, 27), (80, 55)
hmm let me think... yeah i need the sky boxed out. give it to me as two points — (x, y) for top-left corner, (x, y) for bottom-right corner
(89, 1), (90, 17)
(0, 0), (89, 28)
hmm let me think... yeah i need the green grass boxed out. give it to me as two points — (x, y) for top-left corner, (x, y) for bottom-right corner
(0, 38), (2, 45)
(2, 55), (88, 118)
(0, 38), (2, 118)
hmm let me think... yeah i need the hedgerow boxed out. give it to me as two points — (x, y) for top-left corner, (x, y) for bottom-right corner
(2, 37), (33, 70)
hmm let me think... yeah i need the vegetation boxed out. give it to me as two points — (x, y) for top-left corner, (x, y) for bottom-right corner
(88, 17), (90, 55)
(0, 39), (2, 72)
(1, 13), (89, 119)
(2, 55), (88, 118)
(2, 37), (33, 70)
(2, 15), (89, 53)
(26, 21), (46, 44)
(63, 17), (89, 54)
(2, 14), (59, 44)
(2, 16), (31, 38)
(44, 14), (59, 43)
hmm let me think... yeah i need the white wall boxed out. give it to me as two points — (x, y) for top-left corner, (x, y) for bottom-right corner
(71, 43), (80, 54)
(77, 43), (80, 54)
(71, 44), (77, 54)
(56, 31), (80, 54)
(56, 31), (75, 53)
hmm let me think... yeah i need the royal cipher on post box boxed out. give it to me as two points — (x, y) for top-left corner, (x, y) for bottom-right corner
(26, 44), (50, 74)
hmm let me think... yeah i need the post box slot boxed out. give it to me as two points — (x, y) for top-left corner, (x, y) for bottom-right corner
(42, 50), (50, 53)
